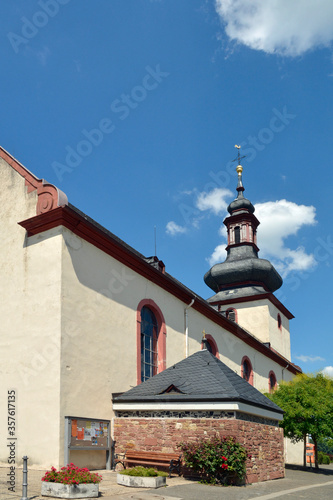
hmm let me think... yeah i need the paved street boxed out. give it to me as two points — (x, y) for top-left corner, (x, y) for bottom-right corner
(1, 464), (333, 500)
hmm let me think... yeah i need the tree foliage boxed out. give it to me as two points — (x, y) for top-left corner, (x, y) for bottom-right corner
(267, 373), (333, 468)
(312, 436), (333, 455)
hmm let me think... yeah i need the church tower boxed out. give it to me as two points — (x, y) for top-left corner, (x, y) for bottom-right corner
(204, 148), (293, 359)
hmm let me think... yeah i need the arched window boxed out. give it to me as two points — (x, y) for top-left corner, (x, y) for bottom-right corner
(226, 308), (237, 323)
(269, 371), (277, 393)
(201, 334), (220, 359)
(277, 313), (282, 330)
(234, 226), (241, 244)
(241, 356), (253, 385)
(137, 299), (166, 384)
(206, 341), (213, 354)
(140, 307), (158, 382)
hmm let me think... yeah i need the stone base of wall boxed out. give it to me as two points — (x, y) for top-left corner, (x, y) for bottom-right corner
(113, 417), (284, 483)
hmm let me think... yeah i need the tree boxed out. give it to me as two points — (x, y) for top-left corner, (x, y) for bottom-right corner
(267, 373), (333, 468)
(310, 436), (333, 455)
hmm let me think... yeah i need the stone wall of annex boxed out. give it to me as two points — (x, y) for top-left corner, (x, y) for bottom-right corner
(113, 416), (284, 483)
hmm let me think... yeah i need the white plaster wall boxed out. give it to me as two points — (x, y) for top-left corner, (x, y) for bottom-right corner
(267, 302), (291, 359)
(222, 301), (270, 343)
(220, 299), (291, 359)
(285, 438), (304, 465)
(0, 161), (62, 467)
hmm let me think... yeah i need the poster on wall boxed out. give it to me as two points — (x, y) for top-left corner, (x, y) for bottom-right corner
(68, 417), (109, 449)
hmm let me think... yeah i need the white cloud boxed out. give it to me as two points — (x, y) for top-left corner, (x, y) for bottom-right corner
(165, 221), (187, 236)
(295, 355), (325, 363)
(196, 188), (233, 215)
(322, 366), (333, 377)
(215, 0), (333, 56)
(208, 244), (226, 267)
(255, 200), (317, 276)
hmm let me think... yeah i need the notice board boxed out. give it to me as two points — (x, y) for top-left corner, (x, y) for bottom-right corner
(64, 416), (111, 469)
(70, 418), (109, 448)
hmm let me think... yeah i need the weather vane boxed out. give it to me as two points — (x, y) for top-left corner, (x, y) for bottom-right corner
(232, 144), (246, 166)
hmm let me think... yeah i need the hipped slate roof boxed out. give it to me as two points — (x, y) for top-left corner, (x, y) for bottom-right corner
(113, 349), (283, 416)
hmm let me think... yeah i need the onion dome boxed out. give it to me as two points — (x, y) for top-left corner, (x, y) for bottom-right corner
(204, 151), (282, 303)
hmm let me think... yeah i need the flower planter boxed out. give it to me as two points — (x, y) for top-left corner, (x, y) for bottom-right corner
(117, 473), (166, 489)
(41, 482), (99, 499)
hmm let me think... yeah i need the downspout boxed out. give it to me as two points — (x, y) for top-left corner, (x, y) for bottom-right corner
(184, 298), (195, 358)
(282, 363), (289, 381)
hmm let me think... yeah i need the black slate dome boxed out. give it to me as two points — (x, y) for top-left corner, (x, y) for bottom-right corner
(204, 253), (283, 295)
(227, 193), (255, 215)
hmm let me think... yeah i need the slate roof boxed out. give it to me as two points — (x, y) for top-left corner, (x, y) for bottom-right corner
(113, 349), (283, 416)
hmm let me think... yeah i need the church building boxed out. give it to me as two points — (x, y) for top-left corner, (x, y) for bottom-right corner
(0, 145), (302, 472)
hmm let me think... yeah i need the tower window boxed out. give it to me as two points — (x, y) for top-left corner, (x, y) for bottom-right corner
(277, 313), (282, 330)
(234, 226), (241, 244)
(226, 308), (237, 323)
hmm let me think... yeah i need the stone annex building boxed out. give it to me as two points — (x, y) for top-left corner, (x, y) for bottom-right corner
(0, 145), (302, 481)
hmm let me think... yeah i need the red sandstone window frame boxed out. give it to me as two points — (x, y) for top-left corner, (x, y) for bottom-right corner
(137, 299), (166, 385)
(241, 355), (253, 385)
(201, 333), (220, 359)
(268, 370), (277, 393)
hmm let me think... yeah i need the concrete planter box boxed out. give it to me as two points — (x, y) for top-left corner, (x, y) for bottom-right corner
(41, 482), (99, 498)
(117, 473), (166, 488)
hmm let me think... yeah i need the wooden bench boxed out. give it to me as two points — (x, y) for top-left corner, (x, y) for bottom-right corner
(121, 450), (182, 477)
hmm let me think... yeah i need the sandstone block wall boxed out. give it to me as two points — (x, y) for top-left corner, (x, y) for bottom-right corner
(113, 417), (284, 483)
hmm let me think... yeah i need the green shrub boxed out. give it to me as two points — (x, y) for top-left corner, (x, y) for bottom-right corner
(178, 435), (249, 485)
(318, 451), (330, 464)
(119, 466), (168, 477)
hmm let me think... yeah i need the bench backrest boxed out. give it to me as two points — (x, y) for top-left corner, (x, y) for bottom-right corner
(126, 451), (180, 461)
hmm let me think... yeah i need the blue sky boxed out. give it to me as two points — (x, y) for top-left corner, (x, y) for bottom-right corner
(1, 0), (333, 375)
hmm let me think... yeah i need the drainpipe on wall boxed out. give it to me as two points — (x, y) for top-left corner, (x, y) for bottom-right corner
(184, 298), (195, 358)
(282, 363), (289, 381)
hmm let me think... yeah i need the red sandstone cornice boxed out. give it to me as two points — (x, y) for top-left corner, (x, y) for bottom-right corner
(225, 241), (260, 253)
(210, 292), (294, 320)
(0, 145), (67, 215)
(224, 211), (260, 228)
(18, 205), (301, 376)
